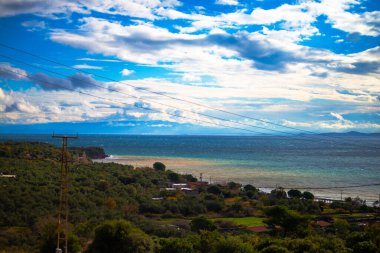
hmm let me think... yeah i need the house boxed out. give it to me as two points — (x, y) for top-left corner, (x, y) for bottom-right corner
(171, 183), (188, 189)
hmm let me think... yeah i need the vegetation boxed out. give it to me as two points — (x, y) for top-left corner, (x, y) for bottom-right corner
(213, 217), (265, 227)
(153, 162), (166, 171)
(0, 141), (379, 253)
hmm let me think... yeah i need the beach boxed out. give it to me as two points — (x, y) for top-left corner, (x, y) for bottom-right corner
(95, 154), (380, 203)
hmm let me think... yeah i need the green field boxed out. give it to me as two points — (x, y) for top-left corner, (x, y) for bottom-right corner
(213, 217), (265, 227)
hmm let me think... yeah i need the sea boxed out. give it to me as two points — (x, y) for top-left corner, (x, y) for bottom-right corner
(1, 134), (380, 203)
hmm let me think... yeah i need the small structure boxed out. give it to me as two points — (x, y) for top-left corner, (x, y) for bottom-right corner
(0, 173), (16, 178)
(171, 183), (188, 189)
(247, 226), (271, 233)
(315, 220), (332, 228)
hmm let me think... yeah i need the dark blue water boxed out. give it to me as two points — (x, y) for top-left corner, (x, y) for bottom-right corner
(1, 134), (380, 201)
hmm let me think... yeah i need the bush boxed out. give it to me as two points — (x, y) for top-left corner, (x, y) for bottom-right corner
(302, 191), (314, 200)
(153, 162), (166, 171)
(158, 237), (195, 253)
(287, 189), (302, 198)
(85, 220), (153, 253)
(215, 236), (255, 253)
(190, 217), (217, 233)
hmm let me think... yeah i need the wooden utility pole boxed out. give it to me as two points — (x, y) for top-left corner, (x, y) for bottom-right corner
(52, 134), (78, 253)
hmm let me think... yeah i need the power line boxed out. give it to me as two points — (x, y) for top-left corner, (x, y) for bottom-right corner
(1, 52), (380, 150)
(1, 42), (380, 150)
(0, 53), (292, 136)
(0, 42), (359, 136)
(0, 67), (275, 135)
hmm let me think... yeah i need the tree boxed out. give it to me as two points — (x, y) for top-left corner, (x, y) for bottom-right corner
(302, 191), (314, 200)
(215, 236), (255, 253)
(158, 238), (195, 253)
(190, 217), (217, 233)
(85, 220), (153, 253)
(167, 171), (180, 182)
(227, 181), (241, 189)
(207, 185), (222, 195)
(40, 232), (81, 253)
(261, 245), (290, 253)
(184, 174), (197, 182)
(264, 206), (309, 236)
(287, 189), (302, 198)
(153, 162), (166, 171)
(270, 188), (287, 199)
(243, 184), (257, 192)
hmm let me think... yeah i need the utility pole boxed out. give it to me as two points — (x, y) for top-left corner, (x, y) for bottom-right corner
(52, 134), (78, 253)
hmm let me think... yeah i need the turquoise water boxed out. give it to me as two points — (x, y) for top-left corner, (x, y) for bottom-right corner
(2, 134), (380, 201)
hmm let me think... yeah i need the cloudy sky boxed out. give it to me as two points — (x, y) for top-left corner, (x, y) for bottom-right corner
(0, 0), (379, 135)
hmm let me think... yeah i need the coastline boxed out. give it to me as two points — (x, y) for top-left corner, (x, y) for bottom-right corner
(95, 155), (380, 204)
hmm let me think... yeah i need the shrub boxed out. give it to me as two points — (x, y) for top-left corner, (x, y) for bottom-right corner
(153, 162), (166, 171)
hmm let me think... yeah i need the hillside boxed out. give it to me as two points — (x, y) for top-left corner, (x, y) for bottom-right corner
(0, 141), (379, 253)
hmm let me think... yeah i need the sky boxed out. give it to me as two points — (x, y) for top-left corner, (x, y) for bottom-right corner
(0, 0), (379, 135)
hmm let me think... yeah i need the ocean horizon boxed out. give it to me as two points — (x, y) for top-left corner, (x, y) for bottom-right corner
(2, 133), (380, 202)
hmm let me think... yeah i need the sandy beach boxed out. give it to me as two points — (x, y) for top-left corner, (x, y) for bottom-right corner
(95, 155), (380, 203)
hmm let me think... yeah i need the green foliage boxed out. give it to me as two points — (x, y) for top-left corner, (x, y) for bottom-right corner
(243, 184), (257, 192)
(69, 146), (107, 159)
(39, 232), (81, 253)
(183, 174), (197, 182)
(157, 237), (195, 253)
(270, 188), (287, 199)
(167, 171), (180, 182)
(207, 185), (222, 195)
(261, 245), (290, 253)
(302, 191), (314, 200)
(287, 189), (302, 198)
(190, 217), (217, 233)
(227, 181), (241, 189)
(333, 218), (350, 236)
(153, 162), (166, 171)
(1, 141), (379, 253)
(264, 206), (309, 236)
(86, 220), (153, 253)
(213, 217), (265, 227)
(215, 236), (255, 253)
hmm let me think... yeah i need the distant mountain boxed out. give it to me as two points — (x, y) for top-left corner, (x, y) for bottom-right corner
(317, 131), (380, 137)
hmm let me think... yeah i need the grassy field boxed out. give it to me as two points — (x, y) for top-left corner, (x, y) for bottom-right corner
(213, 216), (265, 227)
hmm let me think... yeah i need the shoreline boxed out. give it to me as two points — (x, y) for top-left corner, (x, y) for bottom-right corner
(95, 155), (380, 204)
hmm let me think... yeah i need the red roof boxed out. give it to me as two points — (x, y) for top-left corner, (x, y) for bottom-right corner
(247, 226), (270, 233)
(315, 220), (331, 227)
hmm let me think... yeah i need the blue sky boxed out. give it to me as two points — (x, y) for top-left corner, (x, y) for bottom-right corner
(0, 0), (379, 135)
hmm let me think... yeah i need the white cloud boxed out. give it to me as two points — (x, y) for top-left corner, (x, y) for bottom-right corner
(0, 0), (181, 20)
(77, 57), (121, 62)
(0, 89), (40, 115)
(215, 0), (239, 6)
(121, 68), (135, 76)
(21, 20), (46, 31)
(330, 112), (344, 121)
(182, 73), (201, 82)
(1, 0), (380, 131)
(73, 64), (103, 70)
(0, 62), (28, 80)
